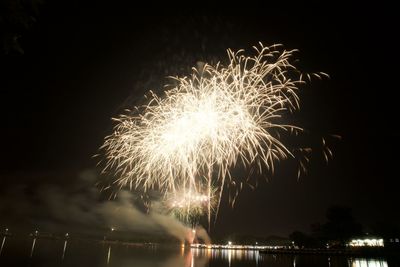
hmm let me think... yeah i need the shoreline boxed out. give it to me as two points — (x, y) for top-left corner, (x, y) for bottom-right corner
(258, 248), (398, 256)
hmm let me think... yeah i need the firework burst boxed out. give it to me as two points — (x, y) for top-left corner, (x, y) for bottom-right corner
(101, 43), (327, 226)
(164, 186), (217, 223)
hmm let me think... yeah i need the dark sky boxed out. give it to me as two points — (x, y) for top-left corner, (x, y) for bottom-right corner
(1, 2), (399, 239)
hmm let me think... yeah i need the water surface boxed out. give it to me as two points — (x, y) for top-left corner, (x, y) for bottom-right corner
(0, 238), (396, 267)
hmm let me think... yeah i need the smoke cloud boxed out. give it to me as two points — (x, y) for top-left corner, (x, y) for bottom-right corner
(0, 169), (210, 243)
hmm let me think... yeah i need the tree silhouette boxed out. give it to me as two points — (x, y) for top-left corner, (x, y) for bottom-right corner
(321, 206), (362, 246)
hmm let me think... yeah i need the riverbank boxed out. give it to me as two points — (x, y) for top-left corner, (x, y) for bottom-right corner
(259, 247), (398, 256)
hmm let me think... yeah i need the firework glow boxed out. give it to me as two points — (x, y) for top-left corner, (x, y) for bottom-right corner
(101, 43), (327, 227)
(164, 186), (217, 222)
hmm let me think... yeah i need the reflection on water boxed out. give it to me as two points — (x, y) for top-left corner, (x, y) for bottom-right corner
(29, 237), (36, 258)
(107, 245), (111, 265)
(0, 238), (395, 267)
(351, 258), (388, 267)
(191, 247), (261, 267)
(62, 240), (68, 260)
(192, 247), (260, 259)
(0, 236), (6, 256)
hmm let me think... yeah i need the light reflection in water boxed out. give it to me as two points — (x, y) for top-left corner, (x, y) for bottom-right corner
(190, 247), (260, 265)
(160, 248), (208, 267)
(62, 240), (68, 260)
(0, 236), (6, 256)
(30, 238), (36, 258)
(187, 248), (390, 267)
(351, 258), (388, 267)
(97, 244), (389, 267)
(183, 250), (195, 267)
(107, 245), (111, 264)
(0, 237), (396, 267)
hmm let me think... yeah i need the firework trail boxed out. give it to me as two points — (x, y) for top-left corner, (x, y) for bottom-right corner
(101, 43), (328, 228)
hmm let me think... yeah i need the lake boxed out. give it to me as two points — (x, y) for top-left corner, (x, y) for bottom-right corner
(0, 237), (397, 267)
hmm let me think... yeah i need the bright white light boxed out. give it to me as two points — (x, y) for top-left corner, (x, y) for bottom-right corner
(349, 238), (384, 247)
(352, 259), (388, 267)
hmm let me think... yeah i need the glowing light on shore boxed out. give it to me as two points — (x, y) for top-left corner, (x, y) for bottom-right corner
(349, 238), (384, 247)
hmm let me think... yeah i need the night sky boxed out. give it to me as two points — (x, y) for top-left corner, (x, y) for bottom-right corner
(1, 2), (399, 239)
